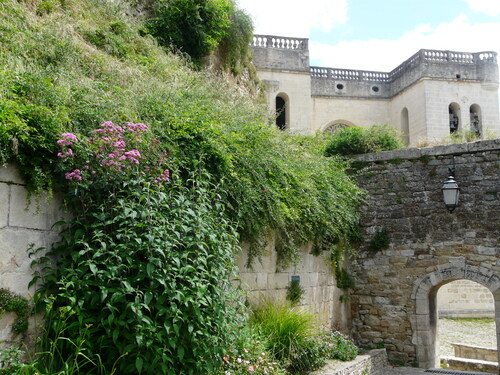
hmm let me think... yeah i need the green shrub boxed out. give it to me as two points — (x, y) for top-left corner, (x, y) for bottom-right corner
(318, 331), (358, 361)
(0, 288), (31, 335)
(324, 125), (403, 156)
(33, 123), (244, 375)
(148, 0), (234, 65)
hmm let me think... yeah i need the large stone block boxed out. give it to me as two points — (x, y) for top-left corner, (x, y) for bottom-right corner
(9, 186), (65, 231)
(0, 163), (24, 184)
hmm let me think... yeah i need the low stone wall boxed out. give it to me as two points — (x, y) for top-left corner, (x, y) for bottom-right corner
(452, 343), (498, 362)
(0, 163), (66, 348)
(236, 239), (350, 331)
(441, 356), (498, 373)
(311, 349), (388, 375)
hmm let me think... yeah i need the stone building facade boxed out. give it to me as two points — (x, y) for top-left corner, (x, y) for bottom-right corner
(350, 139), (500, 368)
(252, 35), (500, 145)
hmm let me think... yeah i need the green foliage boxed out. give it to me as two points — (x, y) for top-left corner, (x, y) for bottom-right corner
(286, 279), (305, 306)
(218, 327), (286, 375)
(368, 229), (390, 252)
(0, 289), (30, 335)
(324, 125), (404, 157)
(217, 7), (254, 75)
(148, 0), (234, 65)
(250, 298), (318, 371)
(336, 268), (355, 290)
(317, 331), (358, 361)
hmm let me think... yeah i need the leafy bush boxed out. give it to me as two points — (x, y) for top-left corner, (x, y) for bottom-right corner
(33, 123), (244, 374)
(324, 125), (403, 156)
(318, 331), (358, 361)
(148, 0), (234, 65)
(219, 327), (286, 375)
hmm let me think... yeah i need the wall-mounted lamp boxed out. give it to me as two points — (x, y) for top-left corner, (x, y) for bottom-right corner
(441, 174), (460, 212)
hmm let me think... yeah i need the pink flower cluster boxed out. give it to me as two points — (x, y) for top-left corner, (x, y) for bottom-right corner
(57, 122), (170, 186)
(65, 169), (82, 181)
(57, 133), (78, 159)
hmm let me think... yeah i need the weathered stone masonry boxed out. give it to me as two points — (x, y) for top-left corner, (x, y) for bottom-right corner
(350, 139), (500, 369)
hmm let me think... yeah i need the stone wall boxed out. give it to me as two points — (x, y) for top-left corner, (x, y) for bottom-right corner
(0, 163), (66, 348)
(350, 139), (500, 368)
(236, 238), (350, 331)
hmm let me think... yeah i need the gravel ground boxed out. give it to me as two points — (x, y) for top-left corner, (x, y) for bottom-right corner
(438, 318), (497, 357)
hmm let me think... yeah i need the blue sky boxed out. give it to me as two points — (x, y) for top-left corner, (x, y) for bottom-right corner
(238, 0), (500, 71)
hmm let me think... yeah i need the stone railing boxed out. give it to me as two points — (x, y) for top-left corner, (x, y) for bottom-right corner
(252, 35), (308, 50)
(311, 67), (390, 82)
(311, 48), (498, 84)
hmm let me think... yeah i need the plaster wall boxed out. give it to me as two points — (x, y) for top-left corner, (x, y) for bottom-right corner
(0, 163), (66, 348)
(236, 239), (350, 331)
(311, 97), (390, 132)
(389, 81), (428, 145)
(259, 70), (312, 134)
(423, 80), (500, 141)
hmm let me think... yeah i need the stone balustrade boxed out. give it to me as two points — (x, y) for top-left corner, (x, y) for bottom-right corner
(252, 35), (308, 50)
(310, 48), (498, 84)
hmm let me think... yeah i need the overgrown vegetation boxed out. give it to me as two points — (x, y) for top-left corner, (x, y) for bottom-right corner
(0, 289), (30, 335)
(250, 298), (358, 373)
(368, 229), (390, 253)
(0, 0), (363, 373)
(286, 279), (305, 306)
(324, 124), (404, 157)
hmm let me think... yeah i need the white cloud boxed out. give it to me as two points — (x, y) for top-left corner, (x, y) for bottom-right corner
(465, 0), (500, 16)
(310, 14), (500, 72)
(237, 0), (348, 37)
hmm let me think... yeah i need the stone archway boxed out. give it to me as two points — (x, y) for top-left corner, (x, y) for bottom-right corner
(411, 263), (500, 369)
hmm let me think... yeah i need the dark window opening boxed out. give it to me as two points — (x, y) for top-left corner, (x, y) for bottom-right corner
(470, 104), (482, 137)
(372, 86), (379, 92)
(336, 83), (344, 90)
(449, 103), (460, 134)
(276, 96), (286, 130)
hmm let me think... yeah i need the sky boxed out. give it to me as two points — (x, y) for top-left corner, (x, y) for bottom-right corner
(237, 0), (500, 72)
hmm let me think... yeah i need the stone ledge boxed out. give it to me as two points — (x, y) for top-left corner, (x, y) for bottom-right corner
(441, 356), (499, 374)
(354, 139), (500, 163)
(311, 349), (388, 375)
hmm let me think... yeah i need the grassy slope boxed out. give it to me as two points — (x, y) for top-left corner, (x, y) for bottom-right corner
(0, 0), (363, 265)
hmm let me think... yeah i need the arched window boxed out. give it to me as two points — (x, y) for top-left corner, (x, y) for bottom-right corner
(401, 107), (410, 145)
(449, 103), (461, 134)
(469, 104), (482, 137)
(275, 93), (288, 130)
(323, 120), (355, 134)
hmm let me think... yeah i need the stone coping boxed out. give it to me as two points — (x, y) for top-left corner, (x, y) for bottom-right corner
(441, 356), (499, 374)
(311, 349), (387, 375)
(353, 139), (500, 163)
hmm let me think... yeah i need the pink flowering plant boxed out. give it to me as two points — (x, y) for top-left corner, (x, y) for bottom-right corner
(56, 121), (170, 188)
(221, 343), (286, 375)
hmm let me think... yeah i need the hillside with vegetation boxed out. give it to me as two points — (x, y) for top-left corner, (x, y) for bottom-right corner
(0, 0), (363, 374)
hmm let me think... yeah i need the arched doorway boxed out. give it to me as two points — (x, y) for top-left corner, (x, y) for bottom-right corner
(437, 280), (496, 361)
(411, 264), (500, 368)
